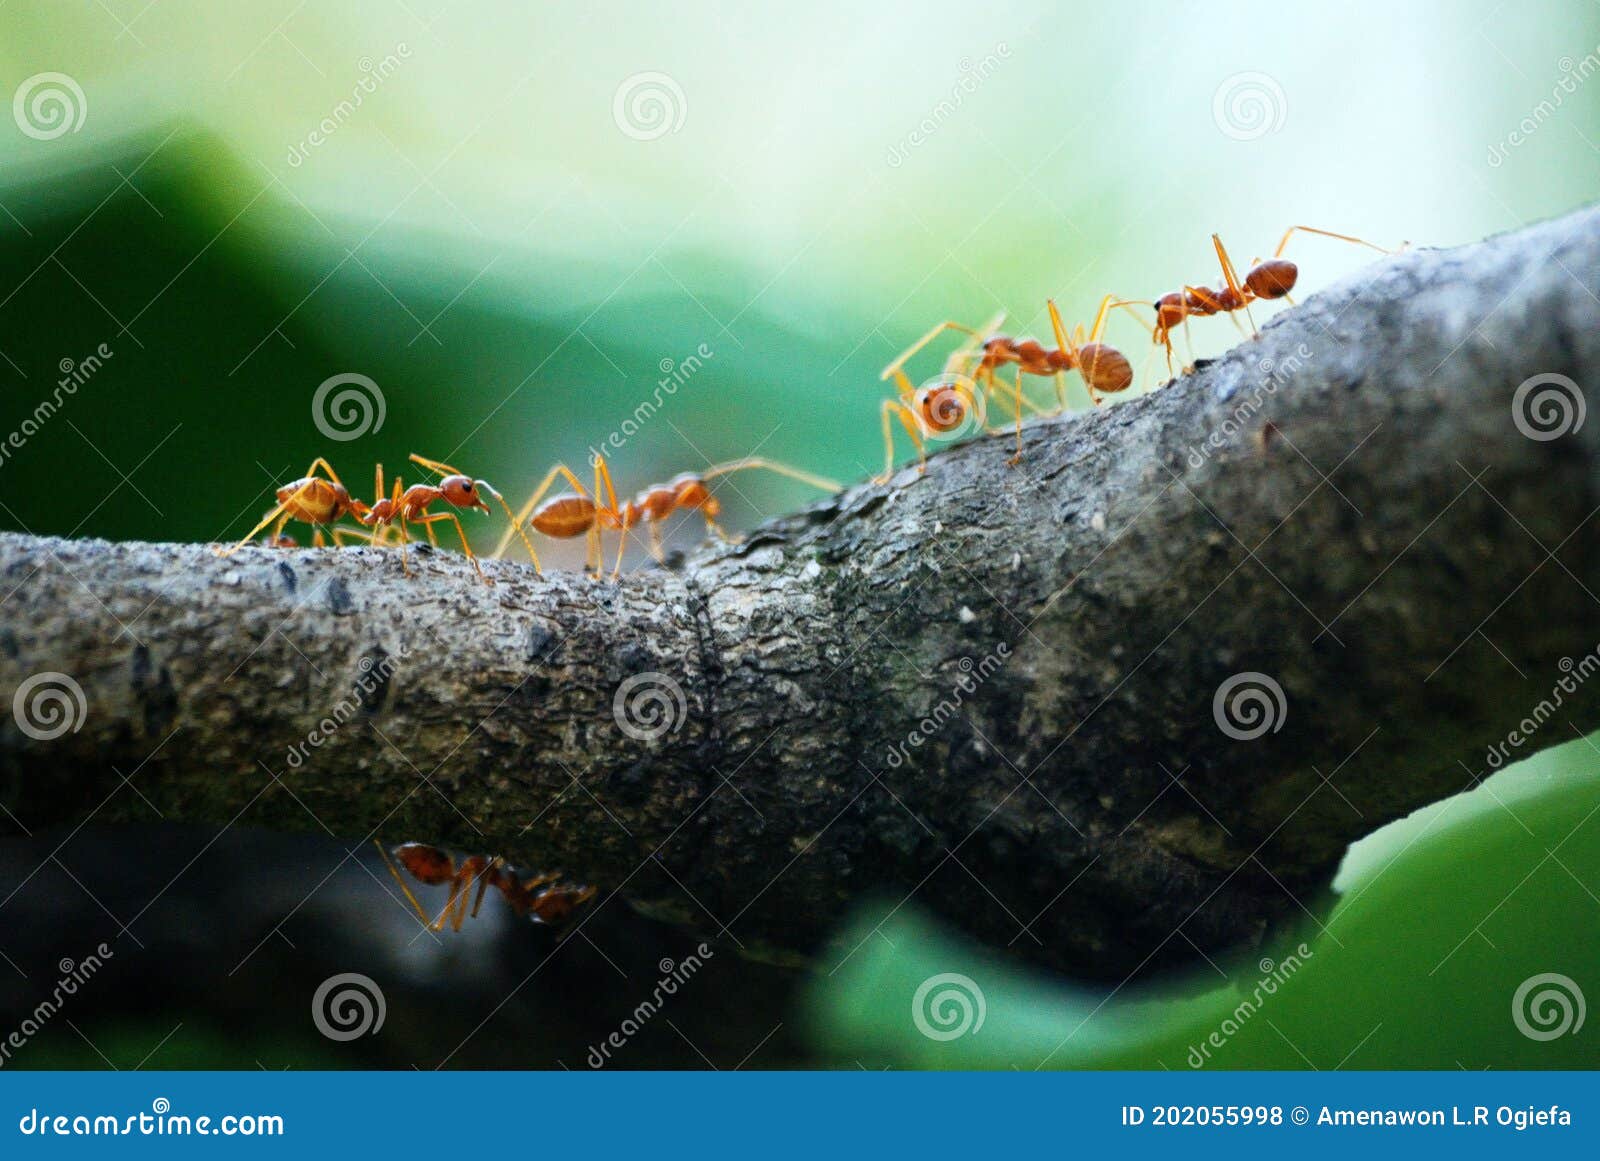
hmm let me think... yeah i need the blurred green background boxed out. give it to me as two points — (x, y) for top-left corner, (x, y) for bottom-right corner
(0, 0), (1597, 1068)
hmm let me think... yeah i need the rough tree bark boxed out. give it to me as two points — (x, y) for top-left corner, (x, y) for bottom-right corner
(3, 207), (1600, 979)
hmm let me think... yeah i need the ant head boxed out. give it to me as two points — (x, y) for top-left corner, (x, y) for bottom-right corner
(439, 475), (492, 512)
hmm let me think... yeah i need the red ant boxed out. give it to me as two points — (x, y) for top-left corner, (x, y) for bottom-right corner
(879, 296), (1137, 473)
(353, 453), (539, 585)
(216, 457), (377, 556)
(375, 840), (597, 931)
(1120, 226), (1398, 377)
(490, 453), (840, 577)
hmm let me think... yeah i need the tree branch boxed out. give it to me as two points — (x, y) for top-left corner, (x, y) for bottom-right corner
(4, 207), (1600, 978)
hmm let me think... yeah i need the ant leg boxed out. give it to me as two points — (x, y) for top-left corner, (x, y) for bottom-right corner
(494, 463), (591, 561)
(216, 502), (292, 556)
(433, 879), (462, 932)
(875, 398), (925, 483)
(1273, 225), (1395, 259)
(701, 457), (842, 493)
(1212, 235), (1259, 335)
(1009, 367), (1025, 463)
(411, 512), (491, 584)
(312, 529), (327, 548)
(411, 454), (541, 568)
(880, 320), (979, 387)
(373, 840), (433, 927)
(329, 528), (375, 547)
(469, 858), (503, 919)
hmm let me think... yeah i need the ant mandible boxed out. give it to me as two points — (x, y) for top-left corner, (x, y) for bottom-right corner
(1124, 226), (1398, 378)
(375, 840), (597, 931)
(215, 457), (375, 557)
(490, 453), (840, 577)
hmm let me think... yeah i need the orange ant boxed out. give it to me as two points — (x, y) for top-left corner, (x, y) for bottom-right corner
(879, 297), (1137, 474)
(350, 453), (538, 585)
(216, 457), (377, 556)
(491, 454), (840, 577)
(1122, 226), (1397, 377)
(375, 840), (597, 931)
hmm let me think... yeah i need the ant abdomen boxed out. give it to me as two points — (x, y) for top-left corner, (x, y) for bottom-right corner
(1245, 258), (1298, 299)
(1078, 344), (1134, 396)
(531, 494), (598, 538)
